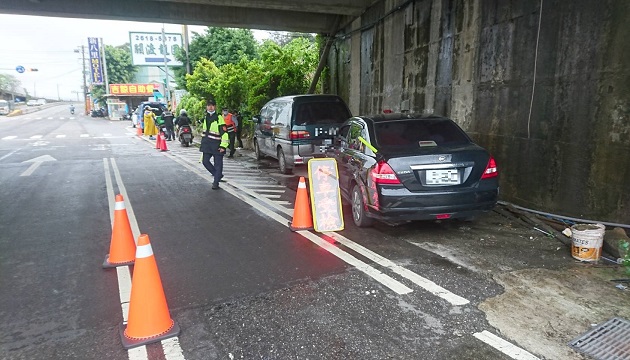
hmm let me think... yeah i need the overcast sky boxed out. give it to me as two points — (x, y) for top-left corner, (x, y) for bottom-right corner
(0, 14), (268, 101)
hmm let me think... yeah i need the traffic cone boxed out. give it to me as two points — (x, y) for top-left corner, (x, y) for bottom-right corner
(160, 135), (169, 152)
(103, 194), (136, 268)
(120, 234), (180, 349)
(289, 177), (314, 231)
(136, 126), (142, 136)
(155, 133), (162, 149)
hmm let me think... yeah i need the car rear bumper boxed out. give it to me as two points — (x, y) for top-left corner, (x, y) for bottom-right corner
(367, 186), (499, 222)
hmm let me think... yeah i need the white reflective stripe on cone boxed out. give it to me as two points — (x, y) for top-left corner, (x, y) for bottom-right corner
(115, 201), (125, 210)
(136, 244), (153, 259)
(298, 181), (306, 188)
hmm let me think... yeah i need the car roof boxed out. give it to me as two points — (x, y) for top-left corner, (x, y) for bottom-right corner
(354, 113), (449, 123)
(269, 94), (345, 103)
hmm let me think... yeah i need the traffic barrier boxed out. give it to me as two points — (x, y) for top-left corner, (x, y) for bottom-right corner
(289, 177), (314, 231)
(121, 234), (180, 349)
(103, 194), (136, 268)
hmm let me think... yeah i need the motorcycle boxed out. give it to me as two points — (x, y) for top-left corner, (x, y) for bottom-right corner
(70, 107), (75, 115)
(91, 108), (106, 117)
(178, 125), (194, 147)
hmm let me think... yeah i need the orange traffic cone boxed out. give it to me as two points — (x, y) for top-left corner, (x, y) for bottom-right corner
(155, 133), (162, 149)
(136, 126), (142, 136)
(103, 194), (136, 268)
(289, 177), (314, 231)
(120, 234), (180, 349)
(160, 134), (169, 152)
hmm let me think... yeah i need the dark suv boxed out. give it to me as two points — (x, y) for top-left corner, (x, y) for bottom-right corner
(252, 95), (352, 174)
(328, 113), (499, 227)
(138, 101), (167, 117)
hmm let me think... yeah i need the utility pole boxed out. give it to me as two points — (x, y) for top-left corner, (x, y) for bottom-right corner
(162, 26), (170, 104)
(100, 38), (110, 118)
(75, 45), (88, 114)
(182, 24), (191, 74)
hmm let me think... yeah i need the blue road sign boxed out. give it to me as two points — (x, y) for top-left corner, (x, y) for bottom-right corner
(145, 57), (171, 63)
(16, 66), (25, 73)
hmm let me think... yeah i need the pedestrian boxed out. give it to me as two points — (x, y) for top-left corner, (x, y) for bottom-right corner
(143, 106), (157, 140)
(200, 99), (229, 189)
(162, 109), (175, 141)
(234, 111), (243, 149)
(222, 107), (237, 157)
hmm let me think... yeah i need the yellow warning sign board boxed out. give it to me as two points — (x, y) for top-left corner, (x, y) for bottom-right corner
(307, 158), (344, 232)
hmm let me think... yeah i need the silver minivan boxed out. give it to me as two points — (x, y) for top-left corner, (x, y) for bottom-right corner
(252, 95), (352, 174)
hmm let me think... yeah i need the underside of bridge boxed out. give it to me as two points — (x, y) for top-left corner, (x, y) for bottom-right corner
(0, 0), (379, 34)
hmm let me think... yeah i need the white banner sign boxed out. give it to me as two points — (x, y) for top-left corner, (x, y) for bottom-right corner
(129, 32), (183, 66)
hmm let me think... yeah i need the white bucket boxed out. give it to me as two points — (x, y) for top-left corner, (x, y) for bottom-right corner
(571, 223), (605, 262)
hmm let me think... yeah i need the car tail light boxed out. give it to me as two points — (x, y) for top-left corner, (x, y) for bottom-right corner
(290, 131), (310, 140)
(436, 213), (451, 219)
(370, 161), (401, 184)
(481, 157), (498, 179)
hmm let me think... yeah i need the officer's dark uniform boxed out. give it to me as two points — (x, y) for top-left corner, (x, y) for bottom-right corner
(199, 110), (229, 189)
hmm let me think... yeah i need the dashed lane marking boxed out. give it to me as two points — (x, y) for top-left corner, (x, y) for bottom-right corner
(2, 136), (17, 140)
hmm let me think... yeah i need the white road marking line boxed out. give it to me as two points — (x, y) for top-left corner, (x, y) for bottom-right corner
(59, 117), (65, 120)
(47, 117), (53, 119)
(232, 182), (285, 188)
(255, 189), (286, 193)
(0, 149), (19, 161)
(105, 159), (183, 360)
(2, 136), (17, 140)
(30, 135), (42, 139)
(36, 117), (42, 119)
(325, 232), (470, 306)
(474, 331), (540, 360)
(260, 194), (282, 199)
(161, 337), (186, 359)
(103, 133), (113, 137)
(55, 135), (66, 138)
(80, 134), (89, 137)
(168, 154), (412, 295)
(69, 117), (75, 120)
(171, 151), (469, 303)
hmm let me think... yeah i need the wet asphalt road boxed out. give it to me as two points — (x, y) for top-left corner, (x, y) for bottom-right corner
(0, 104), (541, 359)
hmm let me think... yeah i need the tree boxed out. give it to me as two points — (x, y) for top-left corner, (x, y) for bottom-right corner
(104, 44), (137, 84)
(0, 73), (21, 94)
(174, 27), (258, 88)
(268, 31), (316, 46)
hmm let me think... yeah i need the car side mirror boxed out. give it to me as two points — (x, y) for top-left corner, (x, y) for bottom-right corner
(252, 115), (261, 124)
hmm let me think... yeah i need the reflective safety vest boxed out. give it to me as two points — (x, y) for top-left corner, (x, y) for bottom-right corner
(202, 112), (229, 149)
(223, 113), (236, 132)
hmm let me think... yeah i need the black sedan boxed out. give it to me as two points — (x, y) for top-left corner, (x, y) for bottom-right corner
(327, 113), (499, 227)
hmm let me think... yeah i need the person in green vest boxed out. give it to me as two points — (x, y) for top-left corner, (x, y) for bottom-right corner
(199, 98), (229, 189)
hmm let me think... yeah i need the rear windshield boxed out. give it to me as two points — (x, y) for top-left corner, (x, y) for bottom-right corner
(294, 101), (351, 126)
(374, 118), (471, 150)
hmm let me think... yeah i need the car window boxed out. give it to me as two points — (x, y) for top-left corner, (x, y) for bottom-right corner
(375, 118), (470, 150)
(294, 101), (351, 126)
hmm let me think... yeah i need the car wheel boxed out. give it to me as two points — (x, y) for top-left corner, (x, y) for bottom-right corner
(352, 184), (373, 227)
(254, 139), (262, 160)
(278, 147), (292, 174)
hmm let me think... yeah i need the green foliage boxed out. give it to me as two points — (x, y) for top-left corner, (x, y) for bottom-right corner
(0, 73), (21, 93)
(104, 44), (137, 84)
(181, 35), (321, 142)
(174, 94), (205, 127)
(174, 27), (258, 88)
(620, 240), (630, 274)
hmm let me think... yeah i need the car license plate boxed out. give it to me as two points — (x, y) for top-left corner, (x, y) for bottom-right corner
(426, 169), (460, 185)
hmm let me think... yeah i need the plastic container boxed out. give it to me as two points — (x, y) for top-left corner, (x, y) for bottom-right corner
(571, 223), (605, 262)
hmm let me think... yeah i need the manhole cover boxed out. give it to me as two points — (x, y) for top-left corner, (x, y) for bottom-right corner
(569, 317), (630, 359)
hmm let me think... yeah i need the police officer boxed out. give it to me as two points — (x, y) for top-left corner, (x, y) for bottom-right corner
(200, 98), (229, 189)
